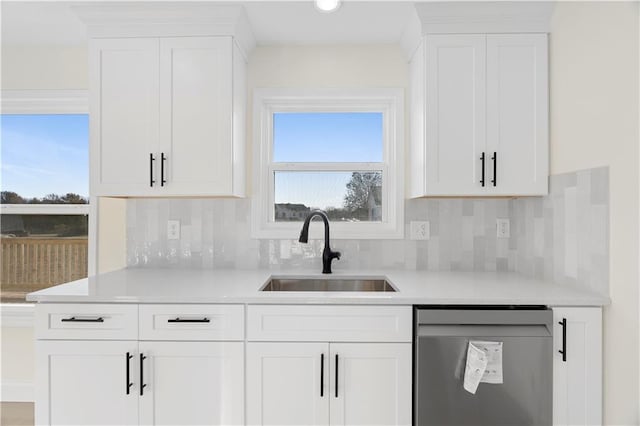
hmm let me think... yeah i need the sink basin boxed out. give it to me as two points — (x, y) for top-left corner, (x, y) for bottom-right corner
(260, 277), (396, 292)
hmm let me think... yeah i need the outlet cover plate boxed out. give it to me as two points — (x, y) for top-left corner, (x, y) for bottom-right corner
(167, 220), (180, 240)
(496, 218), (510, 238)
(410, 221), (430, 240)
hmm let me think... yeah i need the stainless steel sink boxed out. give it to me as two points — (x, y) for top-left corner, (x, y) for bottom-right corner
(260, 277), (396, 292)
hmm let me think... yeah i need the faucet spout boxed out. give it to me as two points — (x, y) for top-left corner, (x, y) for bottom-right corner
(298, 210), (341, 274)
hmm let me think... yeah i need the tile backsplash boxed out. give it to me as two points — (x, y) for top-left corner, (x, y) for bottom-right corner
(127, 167), (609, 294)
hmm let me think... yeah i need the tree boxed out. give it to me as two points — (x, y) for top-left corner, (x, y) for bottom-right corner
(343, 172), (382, 219)
(0, 191), (26, 204)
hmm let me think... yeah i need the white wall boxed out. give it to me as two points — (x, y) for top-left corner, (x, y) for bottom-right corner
(1, 45), (88, 90)
(550, 2), (640, 423)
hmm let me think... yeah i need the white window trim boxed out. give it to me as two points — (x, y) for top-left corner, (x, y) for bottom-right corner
(252, 88), (404, 240)
(1, 90), (92, 320)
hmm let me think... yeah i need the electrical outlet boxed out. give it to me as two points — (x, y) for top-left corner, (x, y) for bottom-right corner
(496, 218), (510, 238)
(410, 221), (430, 240)
(167, 220), (180, 240)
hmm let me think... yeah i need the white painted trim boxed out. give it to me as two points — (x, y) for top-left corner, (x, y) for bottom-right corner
(0, 204), (89, 216)
(1, 90), (88, 114)
(73, 3), (255, 58)
(252, 88), (404, 240)
(0, 304), (35, 328)
(1, 381), (34, 402)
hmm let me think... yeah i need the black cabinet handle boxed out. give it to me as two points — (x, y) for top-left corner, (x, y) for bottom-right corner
(558, 318), (567, 362)
(160, 153), (167, 187)
(335, 354), (339, 398)
(480, 152), (486, 187)
(167, 317), (210, 323)
(150, 153), (155, 187)
(61, 316), (104, 323)
(491, 151), (497, 187)
(140, 353), (147, 395)
(125, 352), (133, 395)
(320, 353), (325, 397)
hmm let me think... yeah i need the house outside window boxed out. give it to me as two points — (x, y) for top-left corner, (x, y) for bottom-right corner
(252, 89), (404, 239)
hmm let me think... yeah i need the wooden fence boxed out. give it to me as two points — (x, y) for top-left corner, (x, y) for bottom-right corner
(1, 237), (88, 302)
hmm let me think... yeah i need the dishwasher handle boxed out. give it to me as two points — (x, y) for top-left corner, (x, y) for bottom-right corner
(417, 324), (552, 338)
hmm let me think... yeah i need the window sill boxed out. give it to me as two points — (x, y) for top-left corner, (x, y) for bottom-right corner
(1, 304), (35, 328)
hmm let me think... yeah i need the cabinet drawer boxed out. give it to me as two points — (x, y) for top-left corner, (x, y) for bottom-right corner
(139, 304), (244, 341)
(35, 304), (138, 340)
(247, 305), (412, 342)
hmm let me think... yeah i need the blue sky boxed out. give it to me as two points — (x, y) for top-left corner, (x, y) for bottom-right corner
(273, 112), (382, 209)
(1, 114), (89, 198)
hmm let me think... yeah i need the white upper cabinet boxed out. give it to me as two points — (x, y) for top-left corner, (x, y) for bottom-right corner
(91, 36), (245, 197)
(89, 38), (160, 196)
(486, 34), (548, 195)
(406, 2), (552, 197)
(81, 4), (254, 197)
(422, 35), (486, 196)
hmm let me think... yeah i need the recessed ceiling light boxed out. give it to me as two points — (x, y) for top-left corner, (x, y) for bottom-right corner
(315, 0), (341, 13)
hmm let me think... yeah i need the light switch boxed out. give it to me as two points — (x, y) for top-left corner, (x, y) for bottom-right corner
(496, 218), (510, 238)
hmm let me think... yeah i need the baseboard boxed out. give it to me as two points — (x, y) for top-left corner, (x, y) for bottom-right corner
(1, 381), (34, 402)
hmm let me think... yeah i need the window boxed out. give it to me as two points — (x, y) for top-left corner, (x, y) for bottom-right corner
(252, 89), (404, 239)
(1, 90), (89, 304)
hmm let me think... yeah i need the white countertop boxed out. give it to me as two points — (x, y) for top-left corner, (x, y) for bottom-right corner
(26, 268), (609, 306)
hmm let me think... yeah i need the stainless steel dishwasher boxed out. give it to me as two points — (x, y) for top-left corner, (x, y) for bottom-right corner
(414, 306), (553, 426)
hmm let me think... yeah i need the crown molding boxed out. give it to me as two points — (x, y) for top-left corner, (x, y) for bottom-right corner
(72, 4), (255, 58)
(402, 1), (554, 60)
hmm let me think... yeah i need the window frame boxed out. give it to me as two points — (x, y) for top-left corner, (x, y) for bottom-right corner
(252, 88), (404, 240)
(1, 89), (92, 319)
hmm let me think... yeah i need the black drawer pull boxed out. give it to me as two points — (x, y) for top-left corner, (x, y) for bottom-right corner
(320, 353), (325, 397)
(150, 153), (156, 187)
(335, 353), (339, 398)
(480, 152), (486, 187)
(140, 353), (147, 396)
(491, 151), (497, 187)
(160, 152), (167, 186)
(558, 318), (567, 362)
(167, 317), (210, 323)
(61, 316), (104, 323)
(125, 352), (133, 395)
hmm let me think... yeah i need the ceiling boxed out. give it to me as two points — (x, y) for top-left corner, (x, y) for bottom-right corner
(0, 1), (416, 46)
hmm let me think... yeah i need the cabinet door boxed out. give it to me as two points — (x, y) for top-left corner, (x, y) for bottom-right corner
(159, 37), (234, 196)
(138, 341), (243, 426)
(90, 38), (159, 196)
(329, 343), (411, 426)
(246, 342), (329, 426)
(553, 307), (602, 426)
(424, 35), (486, 196)
(486, 34), (548, 195)
(35, 340), (138, 426)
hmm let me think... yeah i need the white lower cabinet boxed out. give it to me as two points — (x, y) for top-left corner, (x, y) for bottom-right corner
(36, 340), (244, 426)
(246, 342), (411, 426)
(247, 342), (329, 426)
(553, 307), (603, 426)
(329, 343), (412, 426)
(36, 340), (139, 426)
(139, 341), (244, 425)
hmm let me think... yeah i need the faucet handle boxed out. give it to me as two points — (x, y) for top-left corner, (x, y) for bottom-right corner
(333, 251), (341, 260)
